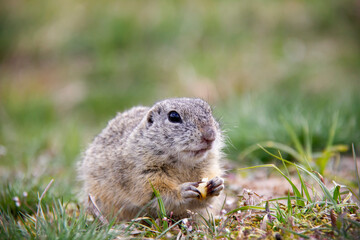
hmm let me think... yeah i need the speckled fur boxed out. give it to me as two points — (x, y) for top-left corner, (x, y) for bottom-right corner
(78, 98), (225, 221)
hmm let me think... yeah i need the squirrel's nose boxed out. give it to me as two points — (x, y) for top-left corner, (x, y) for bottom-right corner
(201, 126), (216, 143)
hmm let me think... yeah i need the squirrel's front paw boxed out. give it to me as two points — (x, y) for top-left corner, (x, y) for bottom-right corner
(206, 176), (224, 197)
(180, 182), (201, 199)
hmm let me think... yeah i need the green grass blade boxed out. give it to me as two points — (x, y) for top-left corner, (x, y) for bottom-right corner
(344, 186), (360, 202)
(265, 196), (307, 202)
(318, 203), (358, 215)
(296, 168), (312, 203)
(125, 201), (153, 233)
(239, 141), (302, 162)
(287, 192), (292, 216)
(227, 205), (272, 215)
(155, 219), (182, 239)
(326, 112), (338, 150)
(281, 118), (306, 160)
(257, 145), (339, 210)
(265, 201), (270, 212)
(149, 181), (168, 229)
(352, 144), (360, 199)
(299, 169), (338, 210)
(144, 218), (161, 232)
(279, 150), (290, 177)
(278, 226), (310, 239)
(332, 184), (341, 203)
(198, 210), (217, 235)
(274, 203), (285, 222)
(238, 162), (303, 206)
(303, 122), (313, 163)
(19, 214), (34, 238)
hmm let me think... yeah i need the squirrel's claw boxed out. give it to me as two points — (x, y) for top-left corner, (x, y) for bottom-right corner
(206, 176), (224, 197)
(180, 182), (201, 199)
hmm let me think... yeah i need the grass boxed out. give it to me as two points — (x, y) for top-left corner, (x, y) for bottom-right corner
(240, 114), (349, 174)
(230, 150), (360, 239)
(221, 91), (360, 162)
(1, 141), (359, 239)
(1, 199), (120, 239)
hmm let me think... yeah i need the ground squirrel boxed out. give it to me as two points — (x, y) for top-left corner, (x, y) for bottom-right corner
(78, 98), (225, 221)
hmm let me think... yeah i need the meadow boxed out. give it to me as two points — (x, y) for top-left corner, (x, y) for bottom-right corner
(1, 1), (360, 239)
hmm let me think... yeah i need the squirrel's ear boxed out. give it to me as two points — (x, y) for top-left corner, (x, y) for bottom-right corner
(146, 106), (162, 127)
(146, 110), (154, 127)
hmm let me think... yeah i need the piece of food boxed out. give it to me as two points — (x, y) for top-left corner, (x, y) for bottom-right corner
(197, 178), (208, 199)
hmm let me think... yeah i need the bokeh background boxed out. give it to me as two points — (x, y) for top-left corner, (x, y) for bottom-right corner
(1, 1), (360, 199)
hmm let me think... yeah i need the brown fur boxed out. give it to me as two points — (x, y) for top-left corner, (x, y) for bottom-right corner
(78, 98), (225, 221)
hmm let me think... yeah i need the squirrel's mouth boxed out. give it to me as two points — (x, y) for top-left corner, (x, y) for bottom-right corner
(194, 148), (208, 156)
(187, 145), (212, 156)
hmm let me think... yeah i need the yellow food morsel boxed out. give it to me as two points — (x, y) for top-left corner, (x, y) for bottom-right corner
(197, 178), (208, 199)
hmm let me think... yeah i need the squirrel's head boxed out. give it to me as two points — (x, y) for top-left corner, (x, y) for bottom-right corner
(137, 98), (223, 163)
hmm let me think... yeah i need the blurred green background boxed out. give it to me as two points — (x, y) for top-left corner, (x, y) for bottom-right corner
(1, 1), (360, 198)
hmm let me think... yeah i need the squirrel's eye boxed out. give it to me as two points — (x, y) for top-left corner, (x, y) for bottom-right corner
(168, 111), (182, 123)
